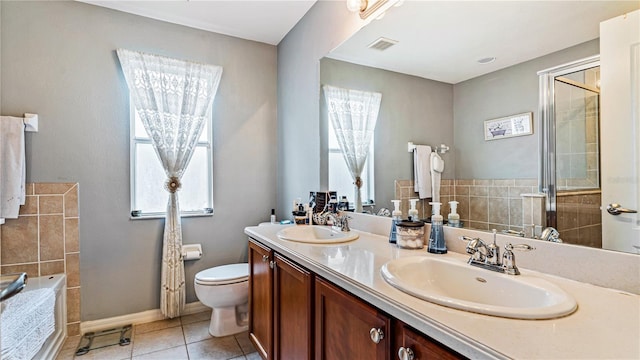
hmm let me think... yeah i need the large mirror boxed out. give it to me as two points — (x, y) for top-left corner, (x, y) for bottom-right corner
(320, 1), (639, 254)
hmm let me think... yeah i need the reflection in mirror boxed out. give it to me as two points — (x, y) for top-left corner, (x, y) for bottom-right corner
(320, 1), (639, 254)
(323, 85), (381, 212)
(539, 56), (602, 249)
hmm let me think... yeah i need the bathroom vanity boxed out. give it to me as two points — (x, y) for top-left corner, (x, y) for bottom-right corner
(248, 238), (460, 360)
(245, 223), (640, 360)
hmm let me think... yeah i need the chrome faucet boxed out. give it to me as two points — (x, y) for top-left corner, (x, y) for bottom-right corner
(459, 229), (535, 275)
(327, 211), (352, 232)
(502, 229), (525, 237)
(540, 227), (562, 242)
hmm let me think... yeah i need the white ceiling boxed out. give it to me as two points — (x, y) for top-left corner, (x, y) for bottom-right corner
(327, 1), (640, 84)
(79, 0), (317, 45)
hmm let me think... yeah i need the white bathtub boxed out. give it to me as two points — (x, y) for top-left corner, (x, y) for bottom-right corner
(20, 274), (67, 360)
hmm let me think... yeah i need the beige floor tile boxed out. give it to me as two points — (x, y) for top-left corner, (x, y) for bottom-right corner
(182, 320), (212, 344)
(134, 317), (181, 335)
(61, 335), (82, 351)
(55, 335), (82, 360)
(245, 352), (262, 360)
(132, 327), (185, 357)
(131, 345), (188, 360)
(180, 310), (211, 326)
(55, 347), (77, 360)
(234, 331), (256, 354)
(75, 343), (133, 360)
(186, 336), (243, 360)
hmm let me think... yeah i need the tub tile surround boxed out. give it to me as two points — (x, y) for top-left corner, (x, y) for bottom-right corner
(0, 183), (81, 335)
(396, 178), (605, 249)
(395, 179), (545, 232)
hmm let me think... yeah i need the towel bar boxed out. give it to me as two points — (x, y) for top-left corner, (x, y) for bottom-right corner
(407, 141), (449, 154)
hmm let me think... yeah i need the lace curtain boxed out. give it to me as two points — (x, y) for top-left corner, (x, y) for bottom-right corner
(117, 49), (222, 318)
(323, 85), (381, 212)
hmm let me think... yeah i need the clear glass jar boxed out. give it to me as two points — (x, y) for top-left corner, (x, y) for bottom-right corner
(396, 221), (425, 249)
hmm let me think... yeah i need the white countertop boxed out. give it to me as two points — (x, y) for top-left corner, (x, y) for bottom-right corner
(245, 224), (640, 360)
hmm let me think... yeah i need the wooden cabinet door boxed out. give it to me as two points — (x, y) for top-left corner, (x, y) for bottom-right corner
(273, 254), (313, 359)
(315, 278), (390, 360)
(248, 239), (273, 359)
(395, 324), (465, 360)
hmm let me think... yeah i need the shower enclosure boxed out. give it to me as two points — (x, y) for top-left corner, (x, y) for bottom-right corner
(539, 56), (602, 248)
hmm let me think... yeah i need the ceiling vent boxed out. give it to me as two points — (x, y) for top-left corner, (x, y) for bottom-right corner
(368, 37), (398, 51)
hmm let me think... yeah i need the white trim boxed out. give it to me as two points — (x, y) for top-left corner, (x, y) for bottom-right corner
(80, 301), (208, 334)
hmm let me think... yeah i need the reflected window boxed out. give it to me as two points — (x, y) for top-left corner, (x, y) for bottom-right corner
(328, 119), (375, 207)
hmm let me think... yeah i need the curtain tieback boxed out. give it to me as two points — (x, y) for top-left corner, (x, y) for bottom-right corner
(165, 177), (182, 193)
(354, 176), (363, 189)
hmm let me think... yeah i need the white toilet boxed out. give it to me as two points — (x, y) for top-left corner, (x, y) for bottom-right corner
(194, 263), (249, 337)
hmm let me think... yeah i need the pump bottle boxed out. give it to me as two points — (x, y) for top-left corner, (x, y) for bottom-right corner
(448, 201), (460, 227)
(389, 200), (402, 243)
(408, 199), (419, 221)
(428, 202), (447, 254)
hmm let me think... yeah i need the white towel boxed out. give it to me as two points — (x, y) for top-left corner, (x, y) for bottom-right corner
(1, 288), (56, 360)
(413, 145), (432, 199)
(430, 152), (445, 203)
(0, 116), (26, 219)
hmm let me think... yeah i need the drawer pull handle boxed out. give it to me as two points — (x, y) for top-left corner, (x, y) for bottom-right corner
(398, 347), (415, 360)
(262, 255), (269, 262)
(369, 328), (384, 344)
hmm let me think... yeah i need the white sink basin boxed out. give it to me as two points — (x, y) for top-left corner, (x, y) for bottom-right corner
(277, 225), (359, 244)
(381, 256), (577, 319)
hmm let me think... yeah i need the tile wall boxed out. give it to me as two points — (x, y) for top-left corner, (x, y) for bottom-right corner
(555, 67), (600, 190)
(0, 183), (81, 335)
(556, 191), (602, 248)
(395, 179), (544, 232)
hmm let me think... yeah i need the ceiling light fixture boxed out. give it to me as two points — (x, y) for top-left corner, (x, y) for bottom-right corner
(477, 57), (496, 64)
(346, 0), (367, 12)
(347, 0), (401, 20)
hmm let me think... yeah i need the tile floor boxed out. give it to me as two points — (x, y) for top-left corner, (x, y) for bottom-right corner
(56, 310), (259, 360)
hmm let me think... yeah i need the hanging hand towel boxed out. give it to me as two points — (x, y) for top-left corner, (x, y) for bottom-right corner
(413, 145), (432, 199)
(430, 152), (445, 203)
(0, 116), (26, 219)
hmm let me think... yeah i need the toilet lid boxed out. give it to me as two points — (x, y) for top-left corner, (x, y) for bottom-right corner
(195, 263), (249, 285)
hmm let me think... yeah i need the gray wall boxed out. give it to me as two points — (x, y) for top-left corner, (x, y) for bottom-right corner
(453, 39), (599, 179)
(1, 1), (277, 320)
(320, 58), (454, 209)
(276, 1), (365, 219)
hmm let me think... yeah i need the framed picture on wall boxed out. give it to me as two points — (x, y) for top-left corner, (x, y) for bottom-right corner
(484, 112), (533, 140)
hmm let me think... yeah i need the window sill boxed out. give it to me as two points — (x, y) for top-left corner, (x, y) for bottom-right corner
(130, 210), (214, 220)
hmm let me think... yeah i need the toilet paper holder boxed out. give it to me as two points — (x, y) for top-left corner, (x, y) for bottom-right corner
(182, 244), (203, 261)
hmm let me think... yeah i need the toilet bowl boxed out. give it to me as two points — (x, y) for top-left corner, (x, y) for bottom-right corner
(194, 263), (249, 337)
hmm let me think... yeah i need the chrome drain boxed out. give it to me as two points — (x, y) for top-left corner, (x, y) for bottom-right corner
(475, 277), (487, 283)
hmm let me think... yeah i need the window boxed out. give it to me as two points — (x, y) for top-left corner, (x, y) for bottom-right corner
(130, 105), (213, 218)
(328, 119), (375, 207)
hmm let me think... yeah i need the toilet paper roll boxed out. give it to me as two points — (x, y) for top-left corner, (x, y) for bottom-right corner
(184, 250), (202, 261)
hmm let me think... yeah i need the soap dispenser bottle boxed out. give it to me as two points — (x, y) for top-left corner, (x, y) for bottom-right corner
(448, 201), (460, 227)
(428, 202), (447, 254)
(389, 200), (402, 243)
(408, 199), (419, 221)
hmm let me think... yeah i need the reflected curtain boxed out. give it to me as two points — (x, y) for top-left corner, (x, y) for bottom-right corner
(323, 85), (381, 212)
(117, 49), (222, 318)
